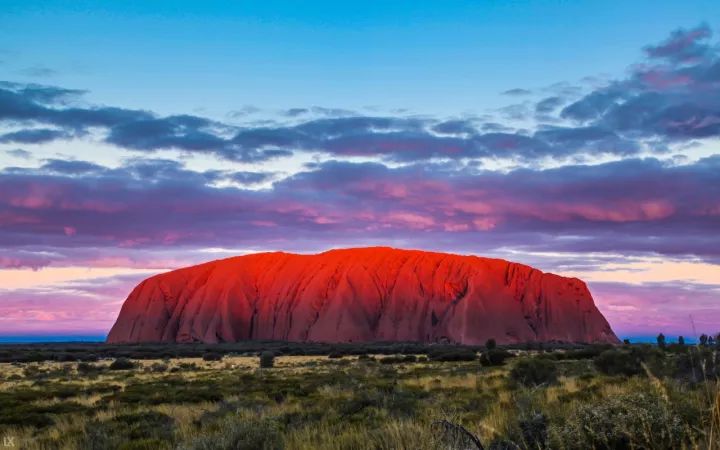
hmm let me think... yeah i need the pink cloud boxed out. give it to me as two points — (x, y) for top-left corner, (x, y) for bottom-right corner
(591, 281), (720, 338)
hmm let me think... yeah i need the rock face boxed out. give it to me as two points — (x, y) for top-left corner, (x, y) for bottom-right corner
(107, 247), (619, 345)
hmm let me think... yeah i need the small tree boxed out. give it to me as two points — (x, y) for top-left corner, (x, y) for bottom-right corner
(699, 334), (708, 346)
(678, 336), (685, 346)
(594, 349), (643, 376)
(485, 338), (497, 350)
(623, 339), (631, 346)
(259, 351), (275, 369)
(656, 333), (666, 350)
(511, 357), (558, 387)
(480, 348), (513, 366)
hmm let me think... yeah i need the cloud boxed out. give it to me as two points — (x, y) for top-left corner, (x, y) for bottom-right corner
(14, 29), (720, 166)
(644, 23), (713, 63)
(41, 159), (105, 175)
(0, 273), (148, 334)
(501, 88), (532, 96)
(229, 171), (276, 185)
(4, 148), (32, 159)
(561, 24), (720, 141)
(535, 96), (564, 114)
(590, 281), (720, 337)
(4, 24), (717, 164)
(0, 128), (70, 144)
(16, 66), (58, 78)
(1, 156), (718, 269)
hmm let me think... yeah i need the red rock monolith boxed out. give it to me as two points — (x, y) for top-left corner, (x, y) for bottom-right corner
(107, 247), (619, 344)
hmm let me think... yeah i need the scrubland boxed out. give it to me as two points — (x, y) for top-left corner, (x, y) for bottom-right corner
(0, 342), (718, 449)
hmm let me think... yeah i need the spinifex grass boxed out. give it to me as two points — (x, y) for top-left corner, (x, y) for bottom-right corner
(0, 346), (717, 449)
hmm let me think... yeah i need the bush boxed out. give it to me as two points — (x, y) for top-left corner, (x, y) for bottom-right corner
(480, 348), (513, 366)
(510, 358), (558, 387)
(428, 348), (477, 362)
(202, 352), (223, 362)
(519, 413), (548, 449)
(550, 391), (692, 449)
(673, 348), (719, 382)
(259, 351), (275, 369)
(593, 349), (643, 376)
(485, 338), (497, 350)
(83, 411), (175, 450)
(180, 416), (282, 450)
(109, 357), (136, 371)
(150, 362), (168, 373)
(77, 362), (100, 375)
(379, 355), (418, 364)
(553, 344), (613, 361)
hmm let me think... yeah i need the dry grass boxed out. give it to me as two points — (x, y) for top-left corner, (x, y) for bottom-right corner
(1, 351), (718, 449)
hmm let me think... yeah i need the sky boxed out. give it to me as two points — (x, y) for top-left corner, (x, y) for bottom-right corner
(1, 1), (719, 341)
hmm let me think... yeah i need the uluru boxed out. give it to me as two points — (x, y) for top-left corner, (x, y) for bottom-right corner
(107, 247), (619, 345)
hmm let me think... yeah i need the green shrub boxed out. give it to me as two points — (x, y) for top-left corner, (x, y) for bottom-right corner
(112, 379), (224, 405)
(550, 391), (692, 449)
(593, 349), (643, 376)
(260, 351), (275, 369)
(428, 348), (477, 362)
(150, 362), (168, 372)
(485, 338), (497, 350)
(109, 357), (136, 371)
(673, 348), (719, 382)
(519, 413), (548, 449)
(180, 416), (282, 450)
(510, 357), (558, 387)
(83, 411), (175, 450)
(77, 362), (100, 375)
(553, 345), (613, 361)
(202, 352), (223, 362)
(479, 348), (513, 366)
(379, 355), (417, 364)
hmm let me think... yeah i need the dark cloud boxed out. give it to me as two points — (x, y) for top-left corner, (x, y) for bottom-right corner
(0, 82), (85, 105)
(41, 159), (105, 175)
(106, 115), (224, 152)
(561, 24), (720, 142)
(644, 23), (713, 63)
(0, 80), (659, 163)
(0, 83), (152, 128)
(534, 126), (640, 156)
(535, 96), (564, 114)
(501, 88), (532, 96)
(432, 119), (477, 135)
(284, 108), (309, 117)
(0, 128), (70, 144)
